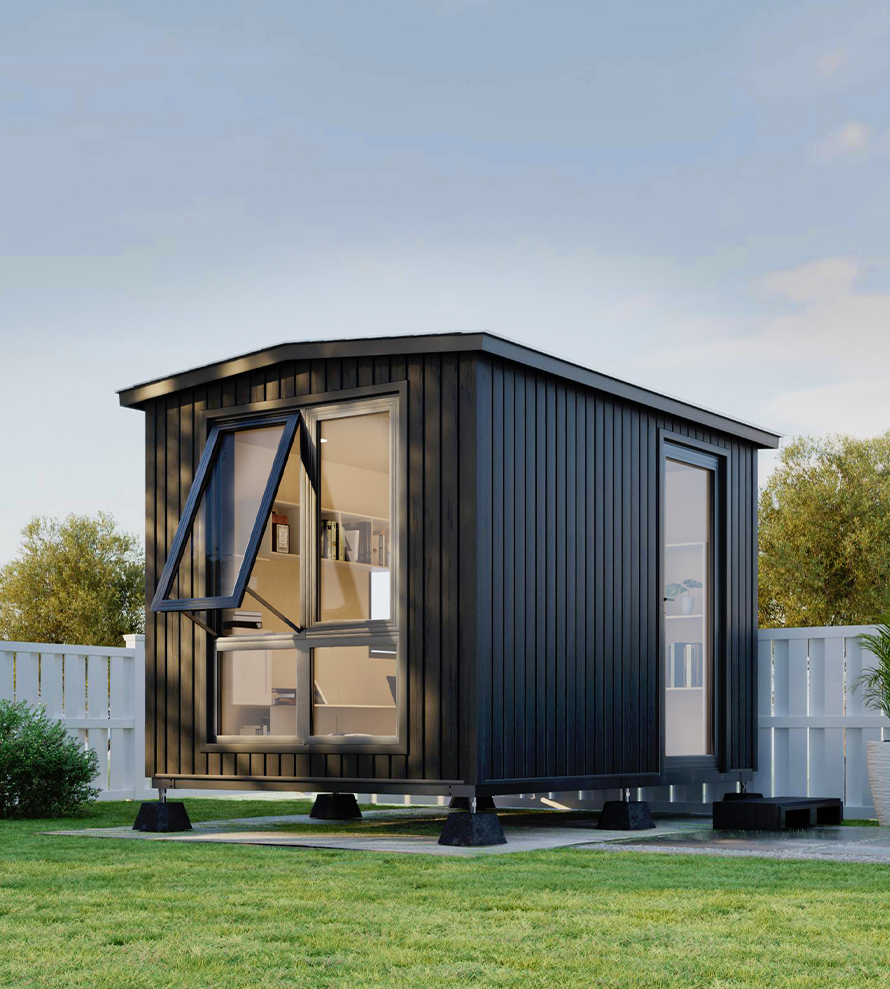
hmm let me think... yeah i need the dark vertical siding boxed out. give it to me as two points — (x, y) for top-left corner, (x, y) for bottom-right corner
(143, 345), (759, 789)
(422, 354), (442, 781)
(145, 350), (471, 785)
(478, 355), (759, 784)
(144, 405), (156, 779)
(440, 355), (460, 781)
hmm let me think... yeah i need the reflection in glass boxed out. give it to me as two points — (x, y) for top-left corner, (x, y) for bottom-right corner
(218, 648), (298, 736)
(312, 645), (397, 736)
(166, 424), (285, 602)
(318, 412), (391, 622)
(664, 458), (712, 757)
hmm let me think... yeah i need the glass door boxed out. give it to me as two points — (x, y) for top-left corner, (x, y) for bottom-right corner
(663, 448), (717, 759)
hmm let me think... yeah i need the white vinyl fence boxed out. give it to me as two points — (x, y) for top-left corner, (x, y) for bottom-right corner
(0, 635), (153, 801)
(2, 626), (889, 815)
(751, 626), (890, 818)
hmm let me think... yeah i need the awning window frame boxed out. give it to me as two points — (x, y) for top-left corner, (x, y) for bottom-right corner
(150, 412), (303, 613)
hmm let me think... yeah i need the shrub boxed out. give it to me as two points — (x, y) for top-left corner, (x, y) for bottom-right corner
(0, 700), (99, 818)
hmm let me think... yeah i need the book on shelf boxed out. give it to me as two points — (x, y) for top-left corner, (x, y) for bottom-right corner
(354, 521), (373, 564)
(271, 514), (290, 554)
(371, 529), (389, 567)
(321, 520), (330, 559)
(321, 519), (344, 560)
(668, 642), (703, 688)
(343, 527), (360, 562)
(320, 518), (389, 566)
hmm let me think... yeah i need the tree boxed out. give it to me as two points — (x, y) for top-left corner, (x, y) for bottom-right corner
(759, 433), (890, 628)
(0, 513), (144, 646)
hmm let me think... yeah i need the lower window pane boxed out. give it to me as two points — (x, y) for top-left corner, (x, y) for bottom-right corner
(219, 648), (298, 736)
(312, 645), (397, 737)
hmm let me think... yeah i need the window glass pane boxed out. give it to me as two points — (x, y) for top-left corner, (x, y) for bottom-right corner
(318, 412), (391, 622)
(312, 645), (397, 737)
(220, 427), (301, 635)
(664, 458), (713, 756)
(166, 424), (285, 602)
(218, 648), (298, 737)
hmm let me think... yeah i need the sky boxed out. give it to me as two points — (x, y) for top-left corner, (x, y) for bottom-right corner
(2, 1), (890, 565)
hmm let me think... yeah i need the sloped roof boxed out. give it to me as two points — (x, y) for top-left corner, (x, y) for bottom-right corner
(117, 331), (779, 448)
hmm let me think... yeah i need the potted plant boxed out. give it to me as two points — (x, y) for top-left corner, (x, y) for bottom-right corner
(665, 579), (703, 615)
(853, 621), (890, 825)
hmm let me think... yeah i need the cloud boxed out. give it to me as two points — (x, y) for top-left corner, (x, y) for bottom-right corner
(815, 50), (846, 76)
(759, 257), (859, 304)
(763, 375), (890, 435)
(636, 256), (890, 436)
(812, 121), (870, 162)
(651, 257), (890, 372)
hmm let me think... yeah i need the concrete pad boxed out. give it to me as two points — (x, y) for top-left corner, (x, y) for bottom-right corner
(46, 811), (702, 856)
(49, 811), (890, 863)
(585, 825), (890, 865)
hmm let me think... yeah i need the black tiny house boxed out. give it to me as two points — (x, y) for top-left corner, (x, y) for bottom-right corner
(119, 333), (779, 835)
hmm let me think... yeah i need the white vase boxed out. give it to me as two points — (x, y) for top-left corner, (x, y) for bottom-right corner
(866, 740), (890, 825)
(680, 596), (695, 615)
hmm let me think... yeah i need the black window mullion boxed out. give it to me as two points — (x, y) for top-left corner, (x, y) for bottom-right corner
(230, 414), (301, 607)
(151, 422), (223, 611)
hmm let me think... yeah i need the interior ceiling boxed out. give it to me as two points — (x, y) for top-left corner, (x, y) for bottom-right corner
(320, 412), (389, 473)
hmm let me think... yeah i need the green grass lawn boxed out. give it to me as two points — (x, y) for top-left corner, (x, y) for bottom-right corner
(2, 800), (890, 988)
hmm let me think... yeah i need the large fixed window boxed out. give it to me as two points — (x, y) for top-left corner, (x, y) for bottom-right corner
(313, 644), (398, 737)
(152, 393), (402, 747)
(316, 409), (392, 623)
(663, 445), (719, 760)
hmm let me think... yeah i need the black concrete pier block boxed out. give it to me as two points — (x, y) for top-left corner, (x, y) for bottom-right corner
(438, 810), (507, 847)
(448, 796), (497, 812)
(597, 800), (655, 831)
(133, 801), (193, 833)
(309, 793), (363, 820)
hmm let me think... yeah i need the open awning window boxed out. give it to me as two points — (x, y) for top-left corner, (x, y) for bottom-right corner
(151, 413), (302, 613)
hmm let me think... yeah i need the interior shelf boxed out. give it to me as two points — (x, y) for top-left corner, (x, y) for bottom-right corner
(320, 507), (390, 523)
(665, 613), (703, 620)
(320, 557), (388, 572)
(315, 703), (396, 709)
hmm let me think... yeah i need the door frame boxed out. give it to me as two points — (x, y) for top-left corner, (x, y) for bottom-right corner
(658, 430), (732, 775)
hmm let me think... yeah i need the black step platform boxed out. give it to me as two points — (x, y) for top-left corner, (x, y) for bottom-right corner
(712, 795), (843, 831)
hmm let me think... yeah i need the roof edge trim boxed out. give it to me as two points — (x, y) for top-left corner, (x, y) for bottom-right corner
(118, 332), (780, 448)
